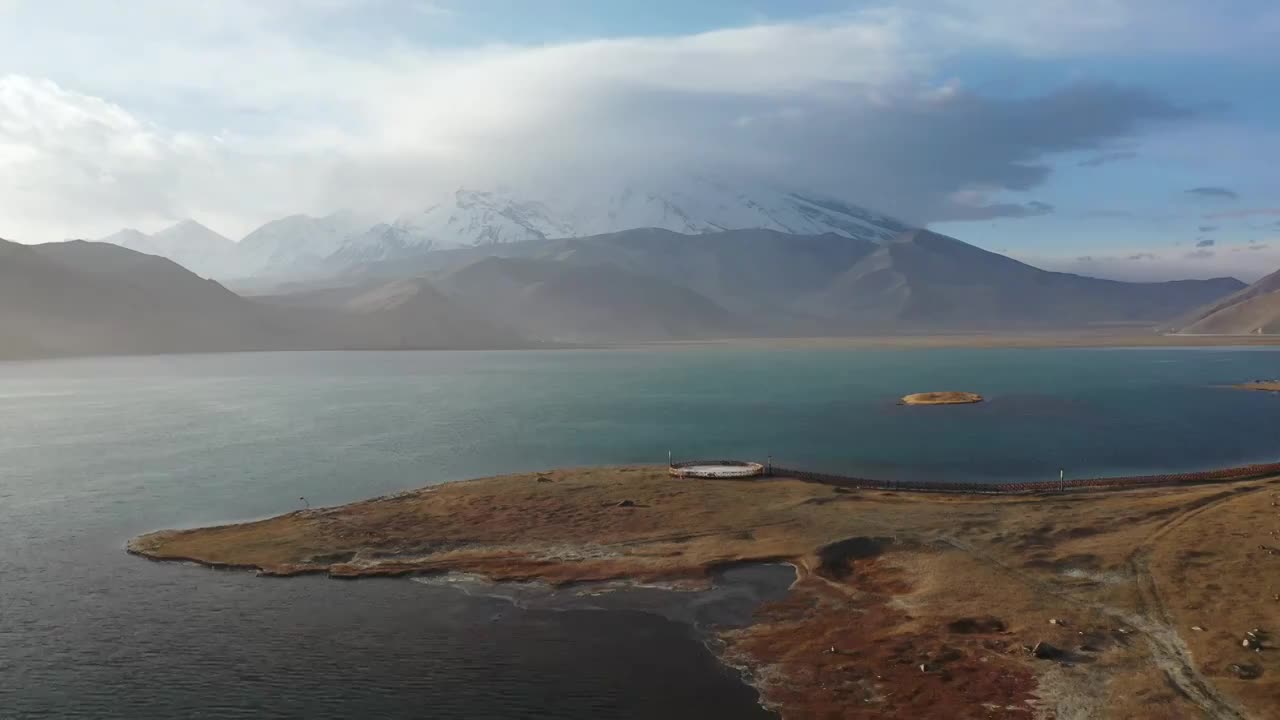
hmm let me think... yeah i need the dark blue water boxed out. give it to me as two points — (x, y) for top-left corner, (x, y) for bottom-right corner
(4, 347), (1280, 718)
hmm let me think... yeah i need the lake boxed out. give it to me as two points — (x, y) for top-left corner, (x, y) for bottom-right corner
(4, 347), (1280, 718)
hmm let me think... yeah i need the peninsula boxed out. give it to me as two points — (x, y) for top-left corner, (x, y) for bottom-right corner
(130, 467), (1280, 719)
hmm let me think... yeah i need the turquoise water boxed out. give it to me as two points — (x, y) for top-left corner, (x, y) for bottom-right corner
(4, 347), (1280, 718)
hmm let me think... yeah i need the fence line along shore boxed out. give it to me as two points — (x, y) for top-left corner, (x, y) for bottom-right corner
(669, 458), (1280, 494)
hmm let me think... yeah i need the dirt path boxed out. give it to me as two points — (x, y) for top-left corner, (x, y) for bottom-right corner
(1120, 487), (1266, 720)
(937, 488), (1257, 720)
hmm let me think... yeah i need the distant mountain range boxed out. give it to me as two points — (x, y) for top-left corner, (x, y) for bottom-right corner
(10, 175), (1274, 359)
(93, 179), (912, 281)
(3, 223), (1251, 360)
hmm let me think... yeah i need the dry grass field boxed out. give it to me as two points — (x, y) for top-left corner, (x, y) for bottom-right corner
(130, 467), (1280, 719)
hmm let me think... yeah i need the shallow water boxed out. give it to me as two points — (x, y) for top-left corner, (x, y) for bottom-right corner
(4, 347), (1280, 718)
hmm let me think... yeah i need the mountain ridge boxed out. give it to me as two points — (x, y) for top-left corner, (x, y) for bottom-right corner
(0, 238), (526, 360)
(1171, 267), (1280, 335)
(337, 226), (1246, 341)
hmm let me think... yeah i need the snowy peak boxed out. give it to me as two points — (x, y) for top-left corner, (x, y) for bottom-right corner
(406, 189), (570, 245)
(330, 223), (416, 265)
(330, 178), (915, 265)
(784, 193), (912, 241)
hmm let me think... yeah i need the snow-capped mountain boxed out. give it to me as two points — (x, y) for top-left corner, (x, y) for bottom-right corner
(236, 211), (369, 276)
(99, 220), (238, 278)
(329, 177), (913, 265)
(328, 223), (417, 266)
(94, 178), (914, 279)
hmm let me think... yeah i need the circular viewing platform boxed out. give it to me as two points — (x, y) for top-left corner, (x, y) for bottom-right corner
(669, 460), (766, 479)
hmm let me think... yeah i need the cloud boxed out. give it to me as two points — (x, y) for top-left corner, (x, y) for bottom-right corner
(1185, 186), (1239, 200)
(1198, 224), (1218, 232)
(1206, 208), (1280, 219)
(1018, 239), (1280, 283)
(0, 75), (336, 240)
(939, 195), (1054, 221)
(897, 0), (1280, 57)
(1195, 238), (1216, 247)
(1077, 150), (1137, 167)
(0, 1), (1226, 240)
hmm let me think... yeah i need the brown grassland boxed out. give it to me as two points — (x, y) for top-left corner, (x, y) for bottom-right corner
(130, 467), (1280, 719)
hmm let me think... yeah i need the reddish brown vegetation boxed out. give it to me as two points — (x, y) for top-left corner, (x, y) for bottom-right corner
(130, 467), (1280, 719)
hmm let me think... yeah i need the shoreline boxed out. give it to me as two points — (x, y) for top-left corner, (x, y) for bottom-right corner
(616, 332), (1280, 351)
(129, 465), (1280, 718)
(409, 562), (801, 717)
(9, 331), (1280, 364)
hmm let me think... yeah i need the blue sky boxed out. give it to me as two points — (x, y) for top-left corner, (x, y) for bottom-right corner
(1, 0), (1277, 280)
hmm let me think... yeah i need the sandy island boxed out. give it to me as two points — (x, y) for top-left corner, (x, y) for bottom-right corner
(129, 467), (1280, 719)
(1236, 381), (1280, 393)
(901, 391), (984, 406)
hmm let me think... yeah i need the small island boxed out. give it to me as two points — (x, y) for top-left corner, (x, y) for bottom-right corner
(129, 466), (1280, 719)
(1235, 380), (1280, 393)
(900, 391), (985, 405)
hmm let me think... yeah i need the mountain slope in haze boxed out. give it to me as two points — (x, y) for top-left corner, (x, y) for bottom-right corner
(258, 277), (525, 350)
(0, 239), (527, 360)
(437, 255), (743, 341)
(802, 230), (1246, 331)
(2, 227), (1251, 358)
(0, 239), (290, 360)
(512, 228), (880, 322)
(237, 212), (370, 277)
(347, 227), (1243, 337)
(99, 220), (239, 278)
(350, 227), (878, 331)
(329, 178), (912, 265)
(1171, 267), (1280, 334)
